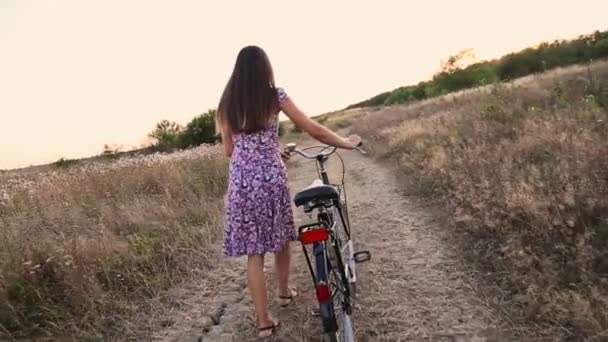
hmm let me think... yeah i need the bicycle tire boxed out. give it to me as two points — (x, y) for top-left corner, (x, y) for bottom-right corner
(326, 332), (339, 342)
(325, 209), (356, 342)
(314, 240), (338, 334)
(332, 205), (357, 304)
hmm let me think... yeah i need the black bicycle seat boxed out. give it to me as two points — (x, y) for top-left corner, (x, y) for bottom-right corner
(294, 180), (339, 207)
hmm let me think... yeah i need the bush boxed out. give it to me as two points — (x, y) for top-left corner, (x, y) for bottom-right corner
(53, 158), (77, 168)
(278, 121), (287, 136)
(148, 120), (182, 151)
(101, 144), (123, 160)
(179, 109), (218, 148)
(148, 110), (219, 152)
(348, 29), (608, 110)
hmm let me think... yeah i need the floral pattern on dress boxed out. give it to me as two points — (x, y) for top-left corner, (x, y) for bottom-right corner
(222, 87), (296, 257)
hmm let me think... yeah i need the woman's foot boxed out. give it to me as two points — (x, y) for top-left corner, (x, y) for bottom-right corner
(278, 287), (298, 307)
(258, 317), (280, 338)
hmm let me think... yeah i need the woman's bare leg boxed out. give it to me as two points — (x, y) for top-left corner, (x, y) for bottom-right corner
(247, 254), (275, 335)
(274, 243), (294, 303)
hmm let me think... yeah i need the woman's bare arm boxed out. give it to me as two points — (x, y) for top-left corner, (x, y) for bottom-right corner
(280, 97), (358, 149)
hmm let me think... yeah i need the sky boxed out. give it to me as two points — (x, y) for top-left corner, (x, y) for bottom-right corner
(1, 0), (607, 169)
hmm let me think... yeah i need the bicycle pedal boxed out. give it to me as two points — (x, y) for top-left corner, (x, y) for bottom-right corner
(354, 251), (371, 263)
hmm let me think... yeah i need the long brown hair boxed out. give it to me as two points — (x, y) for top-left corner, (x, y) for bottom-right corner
(217, 46), (279, 134)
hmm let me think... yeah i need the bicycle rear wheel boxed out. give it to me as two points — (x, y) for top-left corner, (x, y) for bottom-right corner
(327, 240), (355, 342)
(313, 240), (338, 335)
(329, 313), (354, 342)
(327, 219), (356, 341)
(331, 204), (357, 303)
(317, 209), (355, 342)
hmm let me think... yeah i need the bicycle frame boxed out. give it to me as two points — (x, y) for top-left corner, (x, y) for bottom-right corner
(298, 153), (354, 313)
(312, 152), (352, 239)
(289, 142), (368, 341)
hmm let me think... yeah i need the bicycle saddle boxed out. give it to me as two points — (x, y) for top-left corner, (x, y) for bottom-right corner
(294, 179), (339, 207)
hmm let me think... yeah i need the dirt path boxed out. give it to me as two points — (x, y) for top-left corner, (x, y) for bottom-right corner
(151, 140), (539, 342)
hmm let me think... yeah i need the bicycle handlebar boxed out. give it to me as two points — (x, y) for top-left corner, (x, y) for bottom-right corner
(285, 142), (365, 160)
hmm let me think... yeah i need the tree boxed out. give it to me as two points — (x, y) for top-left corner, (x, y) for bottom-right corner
(348, 29), (608, 110)
(438, 48), (477, 75)
(149, 120), (182, 151)
(179, 109), (218, 148)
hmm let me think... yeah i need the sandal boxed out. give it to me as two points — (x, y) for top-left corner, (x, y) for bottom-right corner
(278, 288), (298, 307)
(258, 319), (280, 339)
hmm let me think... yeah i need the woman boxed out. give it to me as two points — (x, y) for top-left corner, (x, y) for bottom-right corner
(216, 45), (360, 338)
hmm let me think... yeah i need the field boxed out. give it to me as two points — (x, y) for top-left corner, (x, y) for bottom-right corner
(351, 60), (608, 338)
(0, 145), (227, 339)
(2, 59), (608, 340)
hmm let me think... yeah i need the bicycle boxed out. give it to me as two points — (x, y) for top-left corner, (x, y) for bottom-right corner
(286, 142), (371, 342)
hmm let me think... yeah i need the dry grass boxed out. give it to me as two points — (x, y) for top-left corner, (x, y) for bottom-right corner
(0, 145), (228, 339)
(312, 108), (367, 130)
(278, 107), (367, 136)
(352, 60), (608, 339)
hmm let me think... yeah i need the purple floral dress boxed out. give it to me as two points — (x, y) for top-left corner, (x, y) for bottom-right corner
(222, 88), (296, 257)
